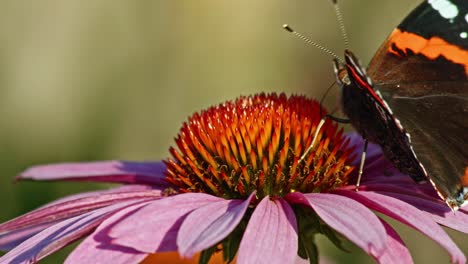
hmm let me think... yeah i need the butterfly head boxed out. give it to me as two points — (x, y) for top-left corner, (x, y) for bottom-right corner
(334, 50), (373, 88)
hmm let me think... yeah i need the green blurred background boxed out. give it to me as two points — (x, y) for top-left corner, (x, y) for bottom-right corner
(0, 0), (466, 263)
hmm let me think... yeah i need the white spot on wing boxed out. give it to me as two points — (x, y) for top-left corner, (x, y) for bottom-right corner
(394, 118), (403, 129)
(461, 32), (468, 39)
(406, 132), (411, 141)
(428, 0), (459, 20)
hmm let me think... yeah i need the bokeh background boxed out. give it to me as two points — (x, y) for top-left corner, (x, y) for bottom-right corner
(1, 0), (466, 263)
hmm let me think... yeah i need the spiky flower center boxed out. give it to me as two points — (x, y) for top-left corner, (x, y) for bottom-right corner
(164, 93), (355, 199)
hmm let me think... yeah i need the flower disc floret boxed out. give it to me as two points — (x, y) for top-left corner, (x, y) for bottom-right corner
(165, 93), (355, 199)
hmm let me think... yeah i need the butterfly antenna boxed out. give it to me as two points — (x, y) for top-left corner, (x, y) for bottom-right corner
(283, 24), (343, 63)
(331, 0), (350, 49)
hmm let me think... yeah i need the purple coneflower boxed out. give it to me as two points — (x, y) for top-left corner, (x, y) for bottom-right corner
(0, 93), (467, 264)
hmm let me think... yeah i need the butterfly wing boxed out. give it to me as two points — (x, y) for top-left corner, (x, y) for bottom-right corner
(367, 0), (468, 208)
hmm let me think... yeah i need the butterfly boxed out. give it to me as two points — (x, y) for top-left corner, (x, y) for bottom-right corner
(334, 0), (468, 210)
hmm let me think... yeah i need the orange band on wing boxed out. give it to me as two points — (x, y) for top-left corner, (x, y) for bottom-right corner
(388, 29), (468, 75)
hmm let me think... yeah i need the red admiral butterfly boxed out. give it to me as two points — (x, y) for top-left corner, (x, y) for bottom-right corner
(334, 0), (468, 210)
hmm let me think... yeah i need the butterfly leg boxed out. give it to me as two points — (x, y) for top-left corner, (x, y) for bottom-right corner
(325, 114), (350, 123)
(355, 139), (368, 192)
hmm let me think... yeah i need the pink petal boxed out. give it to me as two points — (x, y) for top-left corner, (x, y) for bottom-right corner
(0, 201), (146, 264)
(40, 184), (156, 208)
(355, 183), (438, 200)
(66, 242), (146, 264)
(286, 192), (386, 258)
(335, 190), (466, 264)
(107, 193), (223, 253)
(346, 134), (468, 235)
(357, 168), (422, 187)
(237, 197), (298, 264)
(0, 185), (154, 250)
(377, 219), (413, 264)
(375, 191), (468, 234)
(177, 193), (255, 257)
(0, 223), (56, 251)
(65, 202), (151, 264)
(18, 161), (168, 185)
(0, 189), (162, 233)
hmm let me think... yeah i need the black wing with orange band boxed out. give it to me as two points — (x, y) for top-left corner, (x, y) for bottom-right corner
(367, 0), (468, 208)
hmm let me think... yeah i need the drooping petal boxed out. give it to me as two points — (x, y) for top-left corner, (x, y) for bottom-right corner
(375, 191), (468, 234)
(377, 219), (413, 264)
(39, 184), (156, 208)
(107, 193), (223, 253)
(237, 197), (298, 264)
(177, 193), (255, 257)
(354, 183), (438, 200)
(0, 190), (153, 251)
(345, 133), (468, 234)
(286, 192), (387, 258)
(335, 190), (466, 264)
(0, 223), (56, 251)
(0, 200), (148, 264)
(0, 189), (162, 233)
(65, 202), (152, 264)
(0, 185), (155, 251)
(17, 161), (168, 185)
